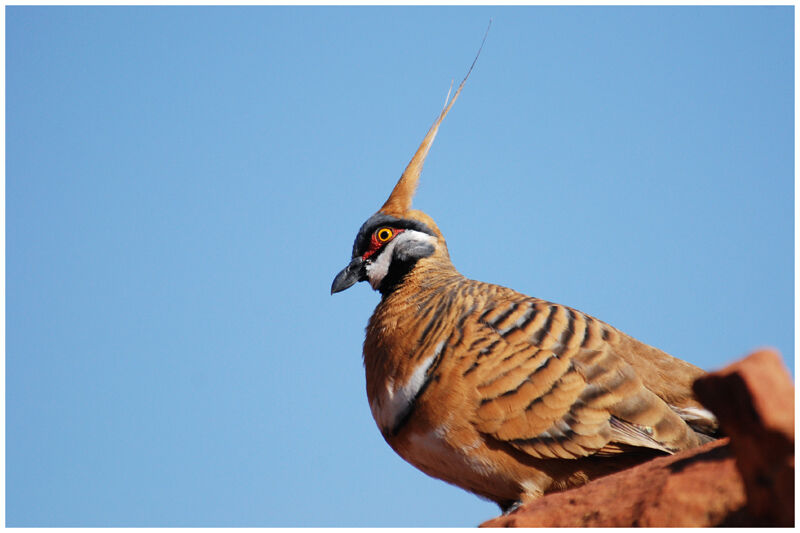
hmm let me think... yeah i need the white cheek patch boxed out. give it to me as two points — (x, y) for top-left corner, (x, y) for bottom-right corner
(365, 230), (436, 289)
(365, 239), (398, 289)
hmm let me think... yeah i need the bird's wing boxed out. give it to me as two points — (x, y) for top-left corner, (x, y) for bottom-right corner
(464, 295), (706, 460)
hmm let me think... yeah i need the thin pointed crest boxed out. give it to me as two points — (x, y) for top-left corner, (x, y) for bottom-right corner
(379, 22), (490, 217)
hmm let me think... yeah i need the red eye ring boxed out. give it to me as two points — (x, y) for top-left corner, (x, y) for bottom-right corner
(362, 228), (405, 261)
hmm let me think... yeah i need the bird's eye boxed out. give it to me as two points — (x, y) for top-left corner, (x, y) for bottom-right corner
(376, 228), (394, 243)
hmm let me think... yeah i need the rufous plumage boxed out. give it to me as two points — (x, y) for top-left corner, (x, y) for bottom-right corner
(331, 36), (717, 512)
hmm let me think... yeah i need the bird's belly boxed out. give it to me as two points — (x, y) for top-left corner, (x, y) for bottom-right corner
(394, 423), (521, 504)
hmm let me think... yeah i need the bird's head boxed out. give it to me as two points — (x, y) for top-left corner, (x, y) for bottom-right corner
(331, 27), (488, 297)
(330, 58), (480, 296)
(330, 208), (449, 296)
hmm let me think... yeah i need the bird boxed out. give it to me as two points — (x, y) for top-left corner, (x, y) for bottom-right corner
(330, 44), (718, 513)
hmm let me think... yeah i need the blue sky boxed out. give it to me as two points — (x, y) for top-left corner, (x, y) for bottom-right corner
(6, 5), (794, 528)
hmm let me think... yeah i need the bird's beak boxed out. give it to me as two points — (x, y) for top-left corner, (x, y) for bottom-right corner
(331, 257), (365, 294)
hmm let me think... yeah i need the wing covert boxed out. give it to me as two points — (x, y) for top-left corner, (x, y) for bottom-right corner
(463, 294), (704, 460)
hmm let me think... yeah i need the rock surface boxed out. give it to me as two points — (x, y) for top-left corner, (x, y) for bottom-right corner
(693, 349), (795, 527)
(481, 349), (794, 528)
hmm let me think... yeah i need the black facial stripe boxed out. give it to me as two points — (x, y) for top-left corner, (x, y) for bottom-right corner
(351, 213), (436, 258)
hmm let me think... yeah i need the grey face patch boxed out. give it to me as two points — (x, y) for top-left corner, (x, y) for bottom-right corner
(394, 238), (436, 264)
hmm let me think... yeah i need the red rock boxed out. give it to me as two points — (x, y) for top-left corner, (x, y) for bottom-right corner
(480, 439), (746, 527)
(693, 349), (794, 527)
(480, 350), (794, 528)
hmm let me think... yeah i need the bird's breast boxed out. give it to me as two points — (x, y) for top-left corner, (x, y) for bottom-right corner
(368, 343), (442, 436)
(386, 399), (528, 506)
